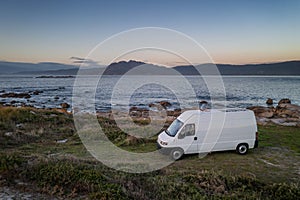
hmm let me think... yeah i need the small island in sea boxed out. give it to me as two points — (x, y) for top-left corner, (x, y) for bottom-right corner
(35, 75), (75, 78)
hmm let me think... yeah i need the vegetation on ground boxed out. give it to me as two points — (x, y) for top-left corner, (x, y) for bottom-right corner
(0, 107), (299, 199)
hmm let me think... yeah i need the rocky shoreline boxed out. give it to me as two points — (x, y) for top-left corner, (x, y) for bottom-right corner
(0, 90), (70, 110)
(97, 99), (300, 127)
(248, 98), (300, 127)
(0, 92), (299, 127)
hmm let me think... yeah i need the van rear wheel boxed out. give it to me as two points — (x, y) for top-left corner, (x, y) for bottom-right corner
(170, 148), (183, 160)
(236, 143), (248, 155)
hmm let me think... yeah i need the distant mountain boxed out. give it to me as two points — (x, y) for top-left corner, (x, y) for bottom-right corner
(0, 60), (299, 75)
(14, 68), (104, 75)
(102, 60), (171, 75)
(175, 61), (300, 75)
(103, 60), (300, 75)
(0, 61), (78, 74)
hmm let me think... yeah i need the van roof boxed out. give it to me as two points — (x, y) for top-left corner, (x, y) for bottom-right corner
(178, 108), (252, 121)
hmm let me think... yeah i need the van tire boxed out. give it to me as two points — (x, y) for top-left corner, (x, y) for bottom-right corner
(236, 143), (248, 155)
(170, 148), (184, 160)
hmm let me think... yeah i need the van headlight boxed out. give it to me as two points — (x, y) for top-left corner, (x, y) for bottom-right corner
(160, 141), (168, 145)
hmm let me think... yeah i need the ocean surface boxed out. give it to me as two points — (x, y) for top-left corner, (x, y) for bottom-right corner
(0, 75), (299, 112)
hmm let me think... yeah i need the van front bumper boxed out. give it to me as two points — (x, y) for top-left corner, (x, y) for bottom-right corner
(156, 142), (171, 154)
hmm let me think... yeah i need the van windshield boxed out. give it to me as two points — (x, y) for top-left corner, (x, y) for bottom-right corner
(166, 119), (184, 137)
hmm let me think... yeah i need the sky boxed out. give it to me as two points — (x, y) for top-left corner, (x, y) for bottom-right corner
(0, 0), (299, 66)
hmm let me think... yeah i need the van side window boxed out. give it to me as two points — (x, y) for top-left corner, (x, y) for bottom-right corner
(179, 124), (195, 138)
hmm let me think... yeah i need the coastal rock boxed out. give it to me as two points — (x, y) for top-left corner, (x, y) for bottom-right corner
(27, 100), (36, 103)
(30, 111), (36, 115)
(275, 103), (300, 118)
(149, 101), (172, 110)
(16, 123), (24, 129)
(36, 75), (74, 79)
(278, 98), (291, 105)
(129, 106), (149, 119)
(4, 132), (13, 137)
(141, 110), (149, 118)
(200, 100), (208, 110)
(256, 117), (270, 126)
(54, 96), (59, 100)
(0, 92), (31, 99)
(32, 90), (43, 95)
(159, 101), (171, 109)
(166, 109), (181, 117)
(129, 106), (142, 118)
(57, 139), (68, 143)
(10, 100), (17, 104)
(266, 98), (273, 105)
(51, 108), (70, 114)
(249, 101), (300, 126)
(247, 106), (274, 118)
(270, 119), (297, 126)
(61, 103), (70, 109)
(149, 103), (164, 111)
(200, 100), (208, 104)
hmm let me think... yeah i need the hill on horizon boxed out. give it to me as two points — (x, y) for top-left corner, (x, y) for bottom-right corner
(1, 60), (300, 76)
(103, 60), (300, 76)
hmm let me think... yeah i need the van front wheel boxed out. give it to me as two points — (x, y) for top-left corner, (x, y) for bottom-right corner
(170, 148), (183, 160)
(236, 143), (248, 155)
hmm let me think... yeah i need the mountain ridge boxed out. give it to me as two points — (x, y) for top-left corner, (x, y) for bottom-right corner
(1, 60), (300, 75)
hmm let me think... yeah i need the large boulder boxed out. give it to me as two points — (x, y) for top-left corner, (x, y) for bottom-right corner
(247, 106), (274, 118)
(266, 98), (273, 105)
(278, 98), (291, 105)
(149, 101), (172, 110)
(159, 101), (171, 109)
(275, 103), (300, 118)
(61, 103), (70, 109)
(249, 101), (300, 127)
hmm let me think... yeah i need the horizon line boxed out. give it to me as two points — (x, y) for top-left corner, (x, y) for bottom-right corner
(1, 59), (300, 68)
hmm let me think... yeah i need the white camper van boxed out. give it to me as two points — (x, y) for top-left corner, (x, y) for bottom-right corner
(157, 109), (258, 160)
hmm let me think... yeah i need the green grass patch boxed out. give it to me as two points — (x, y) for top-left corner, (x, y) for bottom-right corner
(258, 125), (300, 153)
(0, 107), (299, 199)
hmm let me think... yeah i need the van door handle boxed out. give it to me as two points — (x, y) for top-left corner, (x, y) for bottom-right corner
(194, 137), (197, 140)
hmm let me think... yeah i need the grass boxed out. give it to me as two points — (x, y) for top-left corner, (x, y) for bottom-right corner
(258, 125), (300, 154)
(0, 106), (299, 199)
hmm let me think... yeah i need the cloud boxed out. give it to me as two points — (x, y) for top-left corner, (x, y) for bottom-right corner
(70, 57), (102, 67)
(70, 56), (85, 61)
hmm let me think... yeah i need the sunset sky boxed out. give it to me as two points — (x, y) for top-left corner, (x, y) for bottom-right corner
(0, 0), (299, 66)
